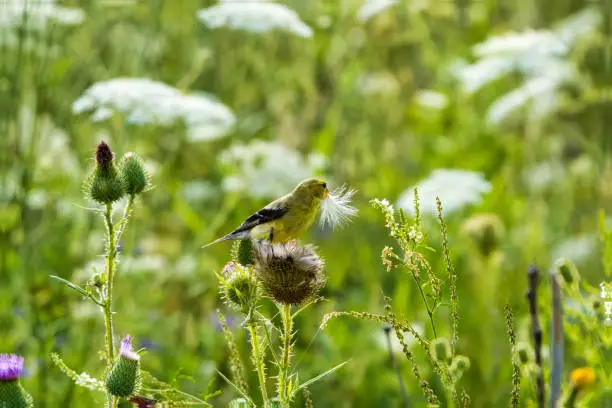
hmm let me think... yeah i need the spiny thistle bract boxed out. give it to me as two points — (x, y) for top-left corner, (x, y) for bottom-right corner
(118, 152), (150, 196)
(105, 335), (141, 398)
(253, 241), (325, 305)
(231, 239), (254, 266)
(0, 354), (33, 408)
(218, 261), (260, 314)
(84, 141), (125, 204)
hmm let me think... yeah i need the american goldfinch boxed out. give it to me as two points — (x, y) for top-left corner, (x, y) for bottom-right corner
(203, 178), (357, 247)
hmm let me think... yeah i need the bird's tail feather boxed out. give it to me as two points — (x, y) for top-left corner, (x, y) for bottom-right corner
(202, 231), (249, 248)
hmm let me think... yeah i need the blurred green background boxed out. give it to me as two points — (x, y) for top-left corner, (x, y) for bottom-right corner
(3, 0), (610, 406)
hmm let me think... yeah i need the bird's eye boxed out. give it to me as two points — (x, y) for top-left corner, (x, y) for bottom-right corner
(322, 183), (327, 189)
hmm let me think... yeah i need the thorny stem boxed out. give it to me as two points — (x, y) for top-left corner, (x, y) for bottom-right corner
(248, 319), (269, 408)
(103, 202), (115, 362)
(102, 203), (118, 408)
(278, 304), (293, 407)
(101, 198), (135, 408)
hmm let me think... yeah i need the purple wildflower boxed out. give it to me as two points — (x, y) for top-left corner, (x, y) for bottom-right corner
(95, 141), (113, 170)
(0, 354), (24, 381)
(119, 335), (140, 361)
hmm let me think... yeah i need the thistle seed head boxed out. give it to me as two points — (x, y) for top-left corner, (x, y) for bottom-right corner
(253, 241), (326, 305)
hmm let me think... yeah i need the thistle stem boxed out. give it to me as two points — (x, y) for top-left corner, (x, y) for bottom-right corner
(278, 304), (293, 407)
(248, 320), (269, 408)
(102, 202), (119, 408)
(103, 202), (115, 361)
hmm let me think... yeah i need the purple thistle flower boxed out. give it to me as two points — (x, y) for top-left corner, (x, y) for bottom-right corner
(0, 354), (24, 381)
(95, 140), (114, 170)
(119, 335), (140, 361)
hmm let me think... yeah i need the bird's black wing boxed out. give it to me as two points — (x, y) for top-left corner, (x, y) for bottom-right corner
(231, 205), (289, 235)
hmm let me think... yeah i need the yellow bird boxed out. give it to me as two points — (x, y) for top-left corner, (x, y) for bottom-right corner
(203, 178), (356, 247)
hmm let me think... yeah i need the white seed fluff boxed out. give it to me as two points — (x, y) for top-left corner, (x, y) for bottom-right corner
(319, 185), (358, 230)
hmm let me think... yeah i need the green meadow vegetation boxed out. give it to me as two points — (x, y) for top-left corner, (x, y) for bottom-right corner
(2, 0), (611, 407)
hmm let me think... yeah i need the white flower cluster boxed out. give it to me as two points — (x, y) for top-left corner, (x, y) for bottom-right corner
(371, 198), (396, 232)
(72, 78), (236, 142)
(551, 234), (596, 266)
(219, 140), (326, 199)
(357, 0), (398, 22)
(398, 169), (491, 215)
(452, 8), (600, 124)
(75, 372), (105, 392)
(197, 0), (313, 38)
(0, 0), (85, 30)
(407, 225), (424, 244)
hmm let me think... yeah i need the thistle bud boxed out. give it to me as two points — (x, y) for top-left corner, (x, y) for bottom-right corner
(106, 335), (141, 398)
(84, 141), (125, 204)
(555, 258), (579, 286)
(253, 242), (326, 305)
(0, 354), (33, 408)
(461, 213), (505, 257)
(119, 152), (149, 196)
(432, 338), (452, 363)
(233, 239), (254, 266)
(219, 262), (260, 314)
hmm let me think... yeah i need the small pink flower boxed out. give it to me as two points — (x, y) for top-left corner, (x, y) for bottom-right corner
(119, 336), (140, 361)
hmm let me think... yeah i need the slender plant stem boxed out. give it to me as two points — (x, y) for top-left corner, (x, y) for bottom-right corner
(383, 325), (409, 408)
(248, 320), (269, 408)
(278, 304), (293, 407)
(115, 195), (135, 243)
(410, 272), (437, 337)
(102, 202), (119, 408)
(103, 202), (115, 362)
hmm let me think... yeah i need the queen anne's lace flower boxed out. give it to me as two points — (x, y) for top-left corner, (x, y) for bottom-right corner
(72, 78), (236, 142)
(0, 0), (85, 29)
(452, 8), (600, 124)
(219, 141), (326, 199)
(197, 1), (313, 38)
(357, 0), (398, 22)
(398, 169), (491, 215)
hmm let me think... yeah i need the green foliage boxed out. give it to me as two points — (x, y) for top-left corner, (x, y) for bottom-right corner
(4, 0), (610, 406)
